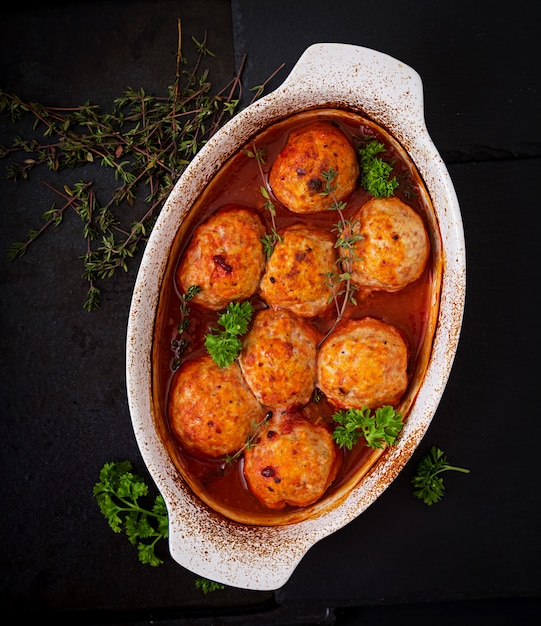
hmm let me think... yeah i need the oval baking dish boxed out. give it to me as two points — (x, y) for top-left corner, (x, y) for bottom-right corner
(126, 43), (465, 591)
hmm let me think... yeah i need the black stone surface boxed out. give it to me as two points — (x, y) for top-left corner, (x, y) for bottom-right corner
(1, 0), (540, 622)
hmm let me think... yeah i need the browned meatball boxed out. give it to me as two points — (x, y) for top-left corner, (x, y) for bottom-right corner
(342, 197), (430, 292)
(317, 317), (409, 409)
(269, 122), (359, 214)
(168, 355), (264, 458)
(259, 224), (337, 317)
(238, 308), (318, 409)
(176, 204), (266, 311)
(243, 410), (340, 509)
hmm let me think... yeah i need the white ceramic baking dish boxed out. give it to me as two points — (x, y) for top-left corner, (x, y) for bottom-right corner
(126, 43), (465, 591)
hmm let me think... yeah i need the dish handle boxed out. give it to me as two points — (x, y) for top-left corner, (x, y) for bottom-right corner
(274, 43), (425, 132)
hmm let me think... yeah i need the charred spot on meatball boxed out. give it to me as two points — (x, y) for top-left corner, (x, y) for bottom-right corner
(213, 254), (233, 273)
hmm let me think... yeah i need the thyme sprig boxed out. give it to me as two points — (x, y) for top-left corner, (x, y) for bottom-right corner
(245, 142), (282, 257)
(2, 22), (280, 310)
(171, 285), (202, 370)
(224, 410), (273, 464)
(318, 168), (360, 346)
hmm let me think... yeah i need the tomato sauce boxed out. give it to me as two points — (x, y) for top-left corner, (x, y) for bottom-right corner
(151, 108), (442, 525)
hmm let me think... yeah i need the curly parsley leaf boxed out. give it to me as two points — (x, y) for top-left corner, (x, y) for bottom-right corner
(93, 461), (168, 567)
(358, 140), (399, 198)
(195, 578), (226, 594)
(412, 446), (470, 505)
(204, 300), (253, 367)
(332, 405), (403, 450)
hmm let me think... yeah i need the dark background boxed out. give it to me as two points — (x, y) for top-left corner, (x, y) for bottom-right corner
(1, 1), (539, 623)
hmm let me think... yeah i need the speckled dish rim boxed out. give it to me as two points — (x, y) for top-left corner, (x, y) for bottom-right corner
(126, 43), (466, 591)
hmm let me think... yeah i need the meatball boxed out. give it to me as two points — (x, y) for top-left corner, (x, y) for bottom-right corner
(269, 122), (359, 214)
(176, 204), (266, 311)
(342, 196), (430, 292)
(168, 355), (264, 458)
(243, 410), (340, 509)
(317, 317), (409, 409)
(260, 224), (337, 317)
(239, 308), (318, 409)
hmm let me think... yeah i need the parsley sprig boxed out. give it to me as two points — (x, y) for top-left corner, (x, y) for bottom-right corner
(358, 139), (399, 198)
(93, 461), (168, 567)
(195, 578), (225, 593)
(204, 300), (253, 367)
(93, 461), (227, 593)
(332, 405), (403, 450)
(412, 446), (470, 505)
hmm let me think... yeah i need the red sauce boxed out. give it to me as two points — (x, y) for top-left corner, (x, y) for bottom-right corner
(152, 109), (441, 525)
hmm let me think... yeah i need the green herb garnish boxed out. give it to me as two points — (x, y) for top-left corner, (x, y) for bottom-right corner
(195, 578), (225, 594)
(316, 168), (360, 347)
(332, 405), (403, 450)
(412, 446), (470, 505)
(171, 284), (201, 369)
(93, 461), (168, 567)
(2, 23), (281, 310)
(204, 300), (253, 367)
(224, 410), (273, 465)
(358, 140), (399, 198)
(246, 142), (282, 257)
